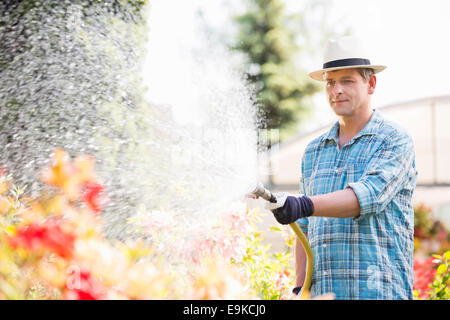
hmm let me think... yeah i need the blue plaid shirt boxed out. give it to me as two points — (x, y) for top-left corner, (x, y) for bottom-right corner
(297, 109), (417, 300)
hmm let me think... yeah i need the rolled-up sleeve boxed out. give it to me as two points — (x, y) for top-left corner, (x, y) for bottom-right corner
(347, 133), (415, 221)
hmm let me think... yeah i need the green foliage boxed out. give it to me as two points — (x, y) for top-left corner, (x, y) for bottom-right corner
(414, 203), (435, 239)
(233, 0), (321, 142)
(0, 0), (151, 240)
(0, 0), (147, 12)
(236, 209), (295, 300)
(81, 0), (148, 18)
(429, 252), (450, 300)
(414, 203), (450, 254)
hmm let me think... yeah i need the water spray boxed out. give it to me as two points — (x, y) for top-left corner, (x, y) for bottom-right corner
(251, 182), (314, 298)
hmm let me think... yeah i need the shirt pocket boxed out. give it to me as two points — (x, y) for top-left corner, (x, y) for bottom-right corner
(306, 167), (338, 195)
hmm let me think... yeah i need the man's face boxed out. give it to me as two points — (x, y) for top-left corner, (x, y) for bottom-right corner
(324, 68), (375, 117)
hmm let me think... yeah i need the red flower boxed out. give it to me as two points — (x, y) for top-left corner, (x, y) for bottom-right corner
(64, 269), (106, 300)
(81, 182), (105, 214)
(8, 218), (75, 259)
(413, 257), (437, 299)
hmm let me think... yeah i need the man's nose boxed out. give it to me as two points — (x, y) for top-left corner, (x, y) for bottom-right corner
(332, 83), (343, 95)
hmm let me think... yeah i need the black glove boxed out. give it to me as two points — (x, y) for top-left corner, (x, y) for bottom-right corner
(271, 195), (314, 225)
(292, 286), (302, 295)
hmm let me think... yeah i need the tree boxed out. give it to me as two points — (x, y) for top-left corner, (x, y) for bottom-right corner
(233, 0), (321, 143)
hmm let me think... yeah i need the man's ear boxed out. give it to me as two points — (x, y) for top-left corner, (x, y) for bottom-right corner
(368, 74), (376, 95)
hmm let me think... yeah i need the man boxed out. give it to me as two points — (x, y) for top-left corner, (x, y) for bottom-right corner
(267, 36), (417, 299)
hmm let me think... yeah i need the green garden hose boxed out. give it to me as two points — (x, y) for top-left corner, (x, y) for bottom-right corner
(251, 182), (314, 298)
(289, 222), (314, 298)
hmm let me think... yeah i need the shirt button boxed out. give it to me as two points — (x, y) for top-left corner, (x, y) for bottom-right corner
(334, 168), (339, 174)
(323, 244), (327, 248)
(323, 271), (328, 276)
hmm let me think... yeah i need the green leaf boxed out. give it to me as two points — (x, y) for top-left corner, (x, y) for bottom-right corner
(437, 264), (447, 275)
(443, 251), (450, 261)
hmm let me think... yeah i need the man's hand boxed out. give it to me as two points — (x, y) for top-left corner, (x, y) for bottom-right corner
(265, 193), (315, 225)
(264, 192), (291, 210)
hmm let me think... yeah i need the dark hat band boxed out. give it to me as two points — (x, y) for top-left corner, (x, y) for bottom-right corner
(323, 58), (370, 69)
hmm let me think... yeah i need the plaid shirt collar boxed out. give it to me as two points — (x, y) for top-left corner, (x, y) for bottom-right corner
(322, 109), (383, 146)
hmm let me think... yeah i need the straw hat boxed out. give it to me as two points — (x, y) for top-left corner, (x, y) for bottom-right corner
(309, 36), (386, 81)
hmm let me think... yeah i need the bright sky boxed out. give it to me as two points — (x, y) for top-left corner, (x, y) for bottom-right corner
(145, 0), (450, 130)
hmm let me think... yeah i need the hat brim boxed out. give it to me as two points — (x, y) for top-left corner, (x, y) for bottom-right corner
(308, 65), (387, 81)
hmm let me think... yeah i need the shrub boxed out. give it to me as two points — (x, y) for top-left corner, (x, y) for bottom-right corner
(428, 251), (450, 300)
(0, 149), (302, 300)
(414, 203), (450, 255)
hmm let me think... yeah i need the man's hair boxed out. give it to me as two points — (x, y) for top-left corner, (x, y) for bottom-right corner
(323, 68), (375, 82)
(356, 68), (375, 82)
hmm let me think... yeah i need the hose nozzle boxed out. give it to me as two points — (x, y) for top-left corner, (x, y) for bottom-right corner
(251, 181), (277, 203)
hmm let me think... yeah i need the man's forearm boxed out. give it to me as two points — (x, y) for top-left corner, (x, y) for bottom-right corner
(269, 188), (361, 225)
(295, 237), (307, 287)
(310, 188), (360, 218)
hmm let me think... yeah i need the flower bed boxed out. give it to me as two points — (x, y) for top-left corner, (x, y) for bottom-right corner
(0, 149), (297, 300)
(413, 252), (450, 299)
(413, 203), (450, 299)
(1, 149), (448, 300)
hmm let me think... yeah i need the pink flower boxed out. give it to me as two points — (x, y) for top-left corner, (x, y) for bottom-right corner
(81, 182), (105, 214)
(275, 269), (291, 293)
(181, 211), (251, 263)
